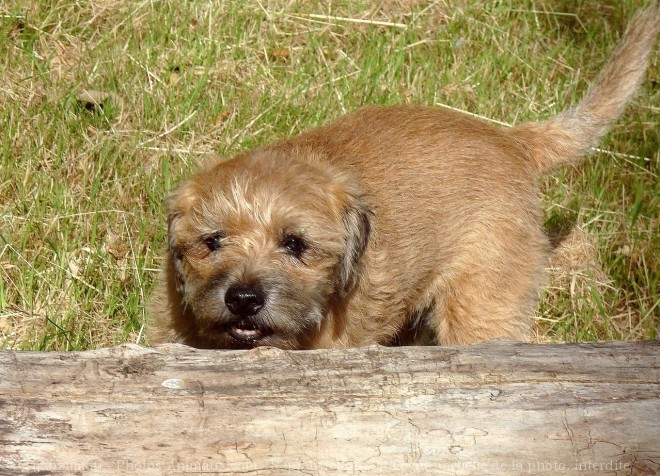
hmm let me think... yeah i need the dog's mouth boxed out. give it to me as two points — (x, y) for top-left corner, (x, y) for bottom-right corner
(224, 319), (274, 346)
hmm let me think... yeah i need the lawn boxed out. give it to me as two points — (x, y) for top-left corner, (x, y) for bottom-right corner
(1, 0), (657, 350)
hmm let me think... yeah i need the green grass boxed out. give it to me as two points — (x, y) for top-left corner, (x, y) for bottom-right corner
(1, 0), (657, 350)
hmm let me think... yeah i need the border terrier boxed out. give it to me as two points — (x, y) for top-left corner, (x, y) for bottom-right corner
(148, 7), (658, 349)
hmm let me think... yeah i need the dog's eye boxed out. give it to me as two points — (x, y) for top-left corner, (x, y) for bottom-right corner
(281, 235), (307, 257)
(203, 232), (225, 252)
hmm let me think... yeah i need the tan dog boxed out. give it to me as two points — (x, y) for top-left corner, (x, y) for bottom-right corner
(148, 7), (658, 349)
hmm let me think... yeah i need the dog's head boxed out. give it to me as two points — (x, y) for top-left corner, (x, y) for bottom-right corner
(165, 150), (372, 349)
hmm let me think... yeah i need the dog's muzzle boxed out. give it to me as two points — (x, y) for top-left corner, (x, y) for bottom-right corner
(223, 284), (272, 345)
(225, 284), (265, 316)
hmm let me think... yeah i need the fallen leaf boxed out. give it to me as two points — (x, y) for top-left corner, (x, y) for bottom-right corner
(106, 231), (130, 260)
(269, 48), (290, 62)
(76, 89), (121, 113)
(68, 257), (80, 278)
(213, 110), (232, 125)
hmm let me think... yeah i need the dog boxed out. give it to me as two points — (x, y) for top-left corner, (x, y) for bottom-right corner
(147, 7), (658, 349)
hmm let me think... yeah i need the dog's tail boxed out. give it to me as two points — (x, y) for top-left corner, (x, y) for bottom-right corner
(512, 5), (659, 172)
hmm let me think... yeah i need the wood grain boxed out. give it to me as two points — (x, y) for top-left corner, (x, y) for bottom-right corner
(1, 341), (658, 475)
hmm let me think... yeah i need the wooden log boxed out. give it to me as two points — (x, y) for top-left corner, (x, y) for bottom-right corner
(0, 341), (658, 475)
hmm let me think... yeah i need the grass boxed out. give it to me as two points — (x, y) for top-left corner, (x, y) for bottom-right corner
(0, 0), (657, 350)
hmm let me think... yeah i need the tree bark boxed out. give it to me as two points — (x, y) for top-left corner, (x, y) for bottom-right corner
(1, 341), (658, 475)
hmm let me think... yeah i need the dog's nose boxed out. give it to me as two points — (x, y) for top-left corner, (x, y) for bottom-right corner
(224, 284), (265, 317)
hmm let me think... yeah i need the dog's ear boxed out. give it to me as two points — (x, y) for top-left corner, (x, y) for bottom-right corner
(165, 181), (200, 293)
(167, 214), (186, 294)
(337, 193), (372, 297)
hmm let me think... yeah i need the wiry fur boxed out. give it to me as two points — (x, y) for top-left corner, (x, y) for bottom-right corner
(513, 6), (659, 171)
(148, 6), (658, 349)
